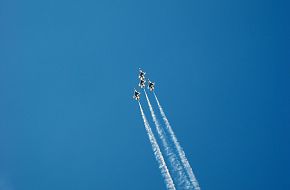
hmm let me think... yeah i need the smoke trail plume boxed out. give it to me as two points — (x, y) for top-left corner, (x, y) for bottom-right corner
(138, 102), (176, 190)
(154, 93), (201, 190)
(144, 90), (193, 189)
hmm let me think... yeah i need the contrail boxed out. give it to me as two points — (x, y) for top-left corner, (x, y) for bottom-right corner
(154, 92), (201, 190)
(138, 102), (176, 190)
(144, 90), (193, 190)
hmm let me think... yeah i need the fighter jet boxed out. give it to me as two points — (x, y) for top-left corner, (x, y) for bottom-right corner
(133, 89), (141, 101)
(138, 68), (146, 80)
(148, 80), (155, 91)
(139, 79), (146, 88)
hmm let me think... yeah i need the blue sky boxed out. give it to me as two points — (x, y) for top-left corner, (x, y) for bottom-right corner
(0, 0), (290, 189)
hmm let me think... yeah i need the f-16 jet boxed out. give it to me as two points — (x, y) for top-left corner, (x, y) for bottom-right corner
(133, 89), (141, 101)
(139, 79), (146, 88)
(148, 80), (155, 91)
(138, 68), (146, 80)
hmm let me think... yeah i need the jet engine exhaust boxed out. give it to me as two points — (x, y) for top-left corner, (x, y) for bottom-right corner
(144, 90), (193, 190)
(153, 92), (201, 190)
(138, 102), (176, 190)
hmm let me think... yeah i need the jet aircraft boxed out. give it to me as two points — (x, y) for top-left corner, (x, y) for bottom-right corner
(139, 79), (146, 88)
(138, 68), (146, 80)
(133, 89), (141, 101)
(148, 80), (155, 91)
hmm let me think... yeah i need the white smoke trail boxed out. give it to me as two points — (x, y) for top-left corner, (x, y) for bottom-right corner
(144, 90), (193, 190)
(138, 102), (176, 190)
(154, 92), (201, 190)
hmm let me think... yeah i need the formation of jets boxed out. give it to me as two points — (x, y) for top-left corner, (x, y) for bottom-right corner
(133, 68), (155, 101)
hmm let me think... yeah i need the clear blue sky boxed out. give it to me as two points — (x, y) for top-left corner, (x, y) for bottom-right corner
(0, 0), (289, 189)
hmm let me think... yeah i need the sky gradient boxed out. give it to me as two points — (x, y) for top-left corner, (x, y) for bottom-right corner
(1, 0), (290, 189)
